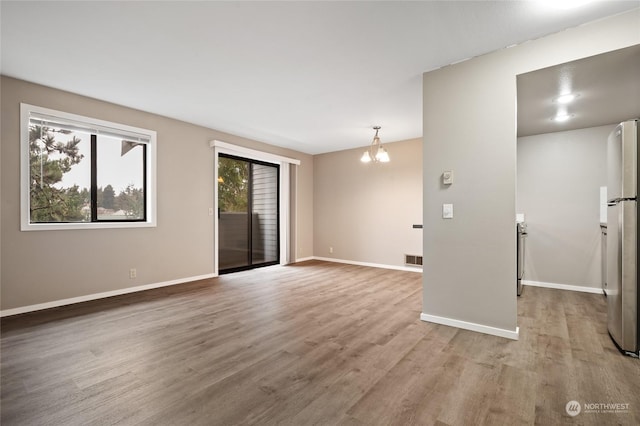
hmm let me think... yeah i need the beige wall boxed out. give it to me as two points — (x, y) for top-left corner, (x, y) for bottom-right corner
(422, 10), (640, 335)
(313, 138), (422, 268)
(518, 125), (614, 289)
(295, 149), (314, 260)
(0, 76), (313, 311)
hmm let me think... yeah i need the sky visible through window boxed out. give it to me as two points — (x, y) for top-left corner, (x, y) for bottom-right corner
(51, 130), (144, 193)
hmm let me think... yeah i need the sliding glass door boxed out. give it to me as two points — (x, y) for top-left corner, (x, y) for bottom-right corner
(218, 154), (279, 273)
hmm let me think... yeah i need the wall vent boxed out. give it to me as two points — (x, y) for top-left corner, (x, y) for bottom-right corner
(404, 254), (423, 267)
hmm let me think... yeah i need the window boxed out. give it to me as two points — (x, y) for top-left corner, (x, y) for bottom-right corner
(21, 104), (156, 230)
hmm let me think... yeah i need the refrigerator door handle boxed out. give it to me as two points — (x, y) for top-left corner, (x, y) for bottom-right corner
(607, 197), (636, 206)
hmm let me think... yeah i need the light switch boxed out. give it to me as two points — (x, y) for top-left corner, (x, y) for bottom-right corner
(443, 170), (453, 185)
(442, 203), (453, 219)
(208, 207), (214, 216)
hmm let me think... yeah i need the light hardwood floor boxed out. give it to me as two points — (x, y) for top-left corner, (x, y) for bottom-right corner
(1, 260), (639, 425)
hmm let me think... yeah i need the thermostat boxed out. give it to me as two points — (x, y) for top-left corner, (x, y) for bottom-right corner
(443, 170), (453, 185)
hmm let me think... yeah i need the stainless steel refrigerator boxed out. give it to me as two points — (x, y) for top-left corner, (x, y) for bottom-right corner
(607, 119), (639, 357)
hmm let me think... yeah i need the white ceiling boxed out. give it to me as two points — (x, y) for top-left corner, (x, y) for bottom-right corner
(517, 44), (640, 137)
(1, 1), (639, 154)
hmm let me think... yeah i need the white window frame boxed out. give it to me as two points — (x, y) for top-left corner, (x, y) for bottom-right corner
(20, 103), (157, 231)
(210, 140), (300, 275)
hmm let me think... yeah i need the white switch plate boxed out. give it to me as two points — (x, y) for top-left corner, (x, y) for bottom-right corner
(442, 204), (454, 219)
(208, 207), (214, 216)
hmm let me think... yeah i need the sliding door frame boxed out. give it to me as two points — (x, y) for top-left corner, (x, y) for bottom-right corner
(218, 154), (280, 273)
(210, 140), (300, 276)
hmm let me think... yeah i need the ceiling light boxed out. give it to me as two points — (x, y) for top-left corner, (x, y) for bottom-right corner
(542, 0), (593, 9)
(553, 113), (572, 122)
(555, 93), (577, 104)
(361, 126), (390, 164)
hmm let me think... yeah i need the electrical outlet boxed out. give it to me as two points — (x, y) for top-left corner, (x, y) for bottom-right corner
(329, 247), (333, 254)
(129, 268), (137, 279)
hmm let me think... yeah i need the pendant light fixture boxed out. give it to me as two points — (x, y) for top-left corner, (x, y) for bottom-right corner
(360, 126), (390, 163)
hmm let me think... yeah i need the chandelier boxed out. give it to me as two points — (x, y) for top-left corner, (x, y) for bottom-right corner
(360, 126), (390, 163)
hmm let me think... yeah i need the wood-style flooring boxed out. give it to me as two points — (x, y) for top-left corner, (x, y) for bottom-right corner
(1, 260), (639, 425)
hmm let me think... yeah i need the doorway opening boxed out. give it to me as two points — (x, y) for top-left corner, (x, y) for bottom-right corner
(516, 45), (640, 298)
(218, 154), (280, 274)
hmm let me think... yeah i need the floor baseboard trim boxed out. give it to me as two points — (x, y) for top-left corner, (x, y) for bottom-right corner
(420, 313), (519, 340)
(0, 273), (218, 318)
(312, 256), (423, 273)
(522, 280), (603, 294)
(294, 256), (315, 263)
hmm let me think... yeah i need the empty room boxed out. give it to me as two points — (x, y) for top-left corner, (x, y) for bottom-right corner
(1, 1), (640, 425)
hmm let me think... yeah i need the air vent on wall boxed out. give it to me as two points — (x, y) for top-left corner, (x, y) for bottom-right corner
(405, 254), (423, 267)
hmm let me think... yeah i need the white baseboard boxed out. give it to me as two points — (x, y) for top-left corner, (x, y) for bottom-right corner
(522, 280), (604, 294)
(312, 256), (423, 273)
(420, 313), (519, 340)
(0, 273), (218, 318)
(1, 257), (420, 317)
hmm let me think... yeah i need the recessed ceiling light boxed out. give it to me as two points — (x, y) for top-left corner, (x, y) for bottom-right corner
(542, 0), (593, 9)
(553, 113), (572, 122)
(555, 93), (578, 104)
